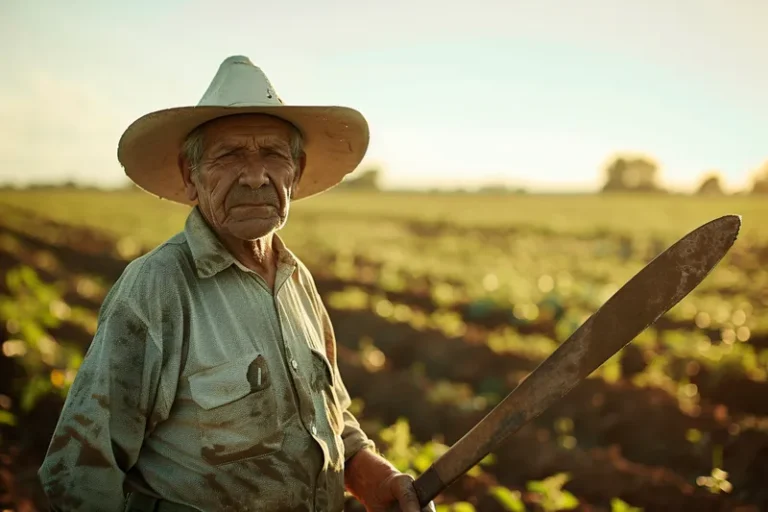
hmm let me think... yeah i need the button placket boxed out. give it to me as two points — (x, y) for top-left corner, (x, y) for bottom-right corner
(276, 292), (320, 441)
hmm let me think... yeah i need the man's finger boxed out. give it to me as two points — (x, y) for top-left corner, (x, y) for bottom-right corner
(394, 474), (422, 512)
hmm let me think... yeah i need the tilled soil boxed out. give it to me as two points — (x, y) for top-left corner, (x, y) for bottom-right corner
(0, 207), (766, 511)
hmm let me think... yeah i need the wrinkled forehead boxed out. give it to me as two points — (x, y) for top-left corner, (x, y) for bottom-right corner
(200, 113), (295, 148)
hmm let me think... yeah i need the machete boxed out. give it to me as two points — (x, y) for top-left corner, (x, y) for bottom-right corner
(407, 214), (741, 507)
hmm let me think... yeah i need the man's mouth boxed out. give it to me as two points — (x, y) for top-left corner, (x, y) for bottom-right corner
(228, 203), (279, 217)
(229, 201), (278, 209)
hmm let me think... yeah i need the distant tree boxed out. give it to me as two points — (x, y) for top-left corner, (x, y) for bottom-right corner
(750, 160), (768, 195)
(601, 154), (663, 192)
(339, 165), (382, 190)
(696, 172), (725, 196)
(476, 182), (528, 194)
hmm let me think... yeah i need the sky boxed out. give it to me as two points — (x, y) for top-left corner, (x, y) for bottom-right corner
(1, 0), (766, 193)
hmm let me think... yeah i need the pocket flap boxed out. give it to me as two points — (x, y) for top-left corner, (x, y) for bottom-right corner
(188, 354), (269, 410)
(310, 347), (334, 382)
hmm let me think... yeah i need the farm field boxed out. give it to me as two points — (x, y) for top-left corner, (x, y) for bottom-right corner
(1, 189), (767, 511)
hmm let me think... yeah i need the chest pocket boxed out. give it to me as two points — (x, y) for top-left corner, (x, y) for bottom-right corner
(188, 353), (284, 466)
(309, 347), (344, 437)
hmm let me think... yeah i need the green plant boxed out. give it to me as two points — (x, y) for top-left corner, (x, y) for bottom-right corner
(611, 497), (643, 511)
(435, 502), (476, 512)
(377, 418), (495, 477)
(489, 486), (526, 511)
(0, 265), (82, 410)
(696, 468), (732, 494)
(526, 473), (579, 511)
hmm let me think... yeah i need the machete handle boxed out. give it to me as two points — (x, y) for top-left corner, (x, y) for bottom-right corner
(413, 466), (442, 506)
(382, 468), (441, 511)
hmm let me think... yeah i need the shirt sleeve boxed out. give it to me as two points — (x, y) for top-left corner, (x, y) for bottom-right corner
(336, 370), (377, 462)
(312, 280), (376, 462)
(37, 264), (176, 511)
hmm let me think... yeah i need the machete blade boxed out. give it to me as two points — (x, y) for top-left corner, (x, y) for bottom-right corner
(411, 214), (742, 506)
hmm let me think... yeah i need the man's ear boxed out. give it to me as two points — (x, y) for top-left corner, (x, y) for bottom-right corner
(292, 152), (307, 190)
(178, 155), (199, 203)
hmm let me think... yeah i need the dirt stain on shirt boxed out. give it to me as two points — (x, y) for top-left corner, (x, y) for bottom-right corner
(73, 414), (94, 427)
(91, 393), (110, 409)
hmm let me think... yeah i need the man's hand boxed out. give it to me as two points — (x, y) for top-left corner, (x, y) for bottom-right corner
(344, 448), (436, 512)
(372, 472), (436, 512)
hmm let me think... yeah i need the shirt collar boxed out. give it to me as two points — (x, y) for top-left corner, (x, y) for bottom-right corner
(184, 206), (297, 279)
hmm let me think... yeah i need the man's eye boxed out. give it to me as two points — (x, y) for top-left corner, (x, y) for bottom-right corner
(262, 146), (289, 158)
(215, 149), (240, 161)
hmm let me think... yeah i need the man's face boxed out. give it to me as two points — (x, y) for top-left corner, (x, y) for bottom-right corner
(181, 114), (305, 241)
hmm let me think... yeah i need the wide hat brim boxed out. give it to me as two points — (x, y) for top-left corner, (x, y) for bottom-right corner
(117, 57), (369, 205)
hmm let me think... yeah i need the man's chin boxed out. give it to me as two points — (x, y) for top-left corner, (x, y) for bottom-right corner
(223, 217), (283, 240)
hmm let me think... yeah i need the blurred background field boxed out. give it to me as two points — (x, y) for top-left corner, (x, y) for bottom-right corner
(1, 187), (767, 511)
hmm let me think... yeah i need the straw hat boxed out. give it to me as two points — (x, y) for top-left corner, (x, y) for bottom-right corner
(117, 55), (369, 204)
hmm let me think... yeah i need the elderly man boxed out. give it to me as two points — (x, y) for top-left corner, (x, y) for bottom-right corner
(38, 56), (432, 512)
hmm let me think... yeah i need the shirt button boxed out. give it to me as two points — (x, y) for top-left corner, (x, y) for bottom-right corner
(291, 359), (298, 370)
(311, 424), (318, 436)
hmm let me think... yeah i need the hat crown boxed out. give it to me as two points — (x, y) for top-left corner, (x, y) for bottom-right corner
(197, 55), (284, 108)
(118, 54), (369, 205)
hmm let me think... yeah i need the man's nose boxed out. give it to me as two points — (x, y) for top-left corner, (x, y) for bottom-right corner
(237, 164), (269, 189)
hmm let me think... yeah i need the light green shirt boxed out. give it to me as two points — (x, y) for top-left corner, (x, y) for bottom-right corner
(38, 206), (375, 512)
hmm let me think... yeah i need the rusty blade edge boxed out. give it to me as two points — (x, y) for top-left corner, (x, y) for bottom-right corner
(413, 214), (742, 506)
